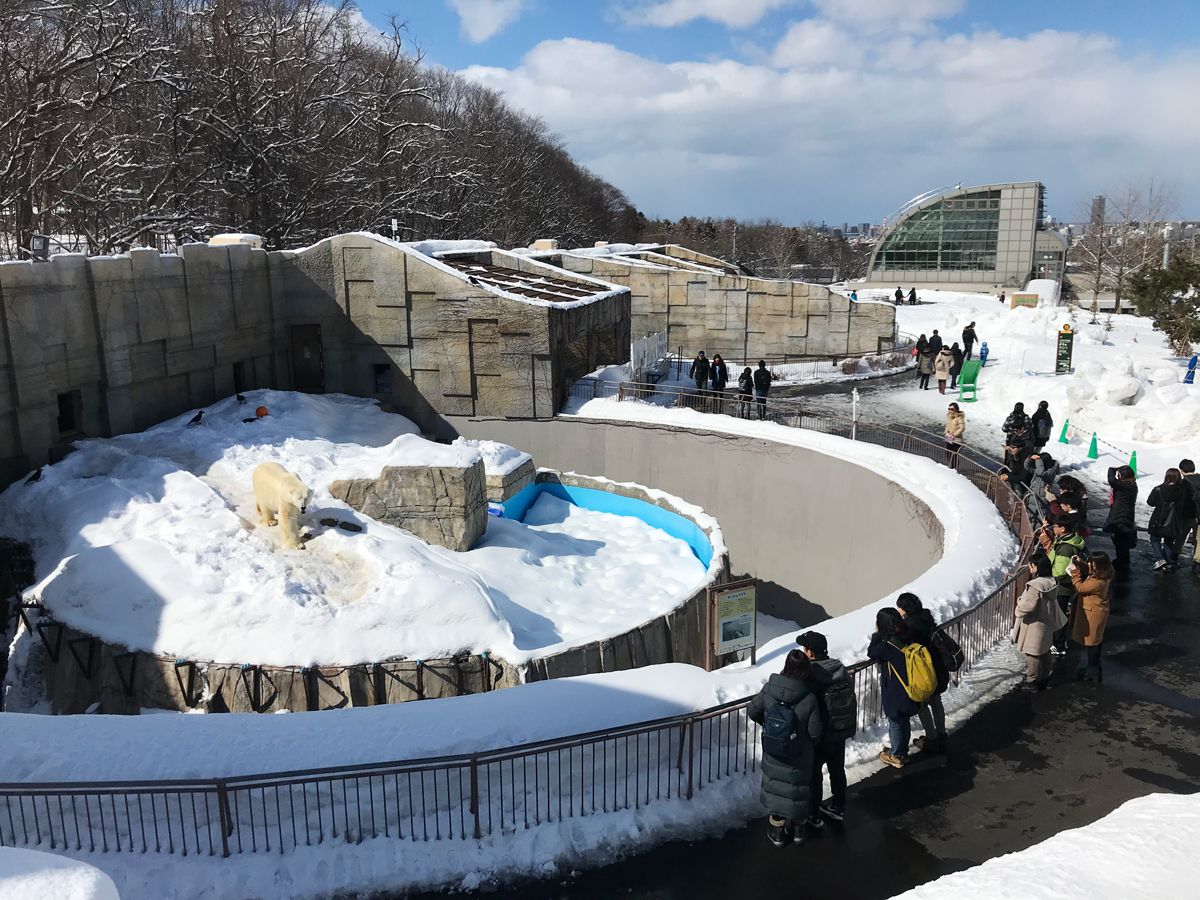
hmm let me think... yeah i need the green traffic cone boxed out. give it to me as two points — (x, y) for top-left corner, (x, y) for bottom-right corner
(1058, 419), (1070, 444)
(1128, 451), (1137, 476)
(1087, 433), (1099, 460)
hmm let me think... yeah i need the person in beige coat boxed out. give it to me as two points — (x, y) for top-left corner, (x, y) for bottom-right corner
(944, 403), (965, 468)
(1069, 551), (1114, 682)
(933, 348), (955, 394)
(1014, 553), (1064, 692)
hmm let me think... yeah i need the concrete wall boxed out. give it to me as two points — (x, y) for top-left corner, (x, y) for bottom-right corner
(0, 235), (631, 486)
(553, 251), (896, 362)
(446, 417), (943, 623)
(0, 246), (280, 486)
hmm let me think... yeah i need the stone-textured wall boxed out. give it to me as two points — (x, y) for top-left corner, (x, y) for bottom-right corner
(556, 246), (896, 362)
(0, 234), (631, 487)
(484, 458), (535, 503)
(328, 458), (487, 551)
(0, 246), (281, 486)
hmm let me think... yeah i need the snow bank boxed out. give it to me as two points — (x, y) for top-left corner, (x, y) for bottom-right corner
(0, 391), (707, 667)
(0, 848), (118, 900)
(892, 792), (1200, 899)
(450, 437), (532, 477)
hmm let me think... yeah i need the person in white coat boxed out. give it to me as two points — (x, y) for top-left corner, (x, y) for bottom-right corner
(1014, 553), (1066, 692)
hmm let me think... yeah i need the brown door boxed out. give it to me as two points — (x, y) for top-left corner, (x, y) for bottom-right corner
(290, 325), (325, 393)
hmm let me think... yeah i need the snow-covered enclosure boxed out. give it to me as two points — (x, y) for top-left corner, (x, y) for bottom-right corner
(891, 792), (1200, 899)
(0, 848), (118, 900)
(0, 391), (711, 667)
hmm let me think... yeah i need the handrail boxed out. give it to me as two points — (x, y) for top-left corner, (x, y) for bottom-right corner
(0, 389), (1034, 859)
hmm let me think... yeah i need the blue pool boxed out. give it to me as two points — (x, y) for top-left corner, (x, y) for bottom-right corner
(500, 482), (713, 567)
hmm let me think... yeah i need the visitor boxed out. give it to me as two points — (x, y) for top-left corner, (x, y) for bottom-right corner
(1002, 402), (1030, 438)
(797, 631), (854, 826)
(737, 366), (755, 418)
(949, 342), (964, 389)
(689, 351), (710, 393)
(896, 593), (949, 753)
(1103, 465), (1138, 577)
(917, 343), (934, 391)
(928, 329), (943, 355)
(746, 649), (823, 846)
(999, 290), (1006, 305)
(866, 608), (919, 768)
(1147, 468), (1186, 572)
(1013, 553), (1062, 692)
(753, 360), (773, 419)
(945, 402), (965, 468)
(1179, 459), (1200, 570)
(914, 333), (928, 362)
(1050, 475), (1090, 537)
(850, 289), (858, 303)
(961, 322), (978, 360)
(908, 287), (918, 305)
(1037, 514), (1087, 653)
(1031, 401), (1054, 449)
(979, 342), (990, 366)
(1023, 452), (1059, 523)
(895, 286), (904, 304)
(709, 353), (728, 406)
(1069, 551), (1114, 682)
(1004, 424), (1034, 487)
(933, 346), (954, 395)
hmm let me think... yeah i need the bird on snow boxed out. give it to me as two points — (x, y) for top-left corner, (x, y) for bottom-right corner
(236, 393), (246, 404)
(24, 467), (42, 485)
(187, 410), (204, 426)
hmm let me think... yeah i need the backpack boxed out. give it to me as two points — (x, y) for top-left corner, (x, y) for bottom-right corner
(821, 677), (858, 741)
(761, 700), (800, 761)
(888, 642), (937, 703)
(931, 629), (964, 673)
(1148, 495), (1177, 539)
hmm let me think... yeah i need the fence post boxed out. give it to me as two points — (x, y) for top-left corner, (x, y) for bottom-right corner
(469, 756), (482, 840)
(216, 782), (233, 857)
(685, 716), (696, 799)
(851, 387), (860, 441)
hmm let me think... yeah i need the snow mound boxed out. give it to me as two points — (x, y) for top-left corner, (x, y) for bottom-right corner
(892, 792), (1199, 899)
(0, 848), (118, 900)
(0, 391), (708, 667)
(452, 437), (532, 477)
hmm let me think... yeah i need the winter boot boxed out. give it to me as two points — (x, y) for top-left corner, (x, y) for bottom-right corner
(767, 816), (789, 847)
(819, 801), (845, 822)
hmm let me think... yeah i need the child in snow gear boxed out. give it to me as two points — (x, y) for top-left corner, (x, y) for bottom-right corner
(798, 631), (854, 824)
(747, 650), (824, 846)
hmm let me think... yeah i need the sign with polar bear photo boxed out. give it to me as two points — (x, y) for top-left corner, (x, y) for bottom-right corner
(712, 580), (757, 659)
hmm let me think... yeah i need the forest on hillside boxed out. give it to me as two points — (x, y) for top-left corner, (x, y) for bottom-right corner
(0, 0), (645, 257)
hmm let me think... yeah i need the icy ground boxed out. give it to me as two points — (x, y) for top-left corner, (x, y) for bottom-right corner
(0, 391), (712, 667)
(822, 289), (1200, 519)
(0, 848), (118, 900)
(891, 791), (1200, 899)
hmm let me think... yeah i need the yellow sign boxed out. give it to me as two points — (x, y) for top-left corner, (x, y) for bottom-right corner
(1060, 323), (1073, 333)
(715, 584), (756, 656)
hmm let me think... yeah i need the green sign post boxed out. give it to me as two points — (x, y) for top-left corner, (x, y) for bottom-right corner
(1055, 325), (1074, 375)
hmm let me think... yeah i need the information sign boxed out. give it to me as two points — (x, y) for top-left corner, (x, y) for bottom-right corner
(713, 581), (756, 658)
(1056, 324), (1074, 375)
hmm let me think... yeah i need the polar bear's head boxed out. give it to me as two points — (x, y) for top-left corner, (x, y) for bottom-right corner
(286, 479), (313, 515)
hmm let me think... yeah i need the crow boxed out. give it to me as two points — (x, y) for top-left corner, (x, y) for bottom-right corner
(236, 393), (247, 404)
(187, 410), (204, 426)
(242, 417), (257, 424)
(24, 467), (42, 485)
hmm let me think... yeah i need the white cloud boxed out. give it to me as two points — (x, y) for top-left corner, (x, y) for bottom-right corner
(811, 0), (964, 29)
(460, 29), (1200, 221)
(447, 0), (530, 43)
(618, 0), (795, 29)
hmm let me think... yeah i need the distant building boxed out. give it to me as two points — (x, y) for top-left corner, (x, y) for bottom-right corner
(1090, 195), (1106, 229)
(867, 182), (1062, 288)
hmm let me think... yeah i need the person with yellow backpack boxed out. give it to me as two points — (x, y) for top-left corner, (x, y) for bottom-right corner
(867, 608), (938, 768)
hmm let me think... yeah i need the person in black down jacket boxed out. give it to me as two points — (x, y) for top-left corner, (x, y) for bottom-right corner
(709, 354), (728, 394)
(867, 608), (919, 768)
(1031, 400), (1054, 448)
(747, 650), (824, 846)
(797, 630), (854, 825)
(896, 593), (949, 753)
(689, 351), (710, 392)
(753, 360), (773, 419)
(1104, 465), (1137, 577)
(1147, 468), (1186, 572)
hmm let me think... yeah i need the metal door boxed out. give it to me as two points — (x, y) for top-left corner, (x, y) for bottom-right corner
(290, 324), (325, 393)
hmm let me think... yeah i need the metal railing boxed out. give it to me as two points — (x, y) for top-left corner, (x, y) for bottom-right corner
(0, 391), (1034, 859)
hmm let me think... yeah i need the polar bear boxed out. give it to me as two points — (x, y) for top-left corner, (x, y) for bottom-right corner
(252, 462), (312, 550)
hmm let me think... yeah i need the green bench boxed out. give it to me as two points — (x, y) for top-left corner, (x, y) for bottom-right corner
(958, 359), (981, 402)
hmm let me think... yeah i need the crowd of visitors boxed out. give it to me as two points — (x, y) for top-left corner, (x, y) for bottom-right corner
(913, 323), (973, 394)
(688, 352), (774, 419)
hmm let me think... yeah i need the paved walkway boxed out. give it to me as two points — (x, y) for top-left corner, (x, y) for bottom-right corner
(464, 536), (1199, 899)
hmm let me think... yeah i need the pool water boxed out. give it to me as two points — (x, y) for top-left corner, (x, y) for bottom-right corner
(500, 483), (713, 567)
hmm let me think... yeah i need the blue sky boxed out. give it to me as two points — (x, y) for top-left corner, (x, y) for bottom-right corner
(357, 1), (1200, 223)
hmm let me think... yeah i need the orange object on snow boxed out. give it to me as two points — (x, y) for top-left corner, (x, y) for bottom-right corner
(255, 406), (269, 418)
